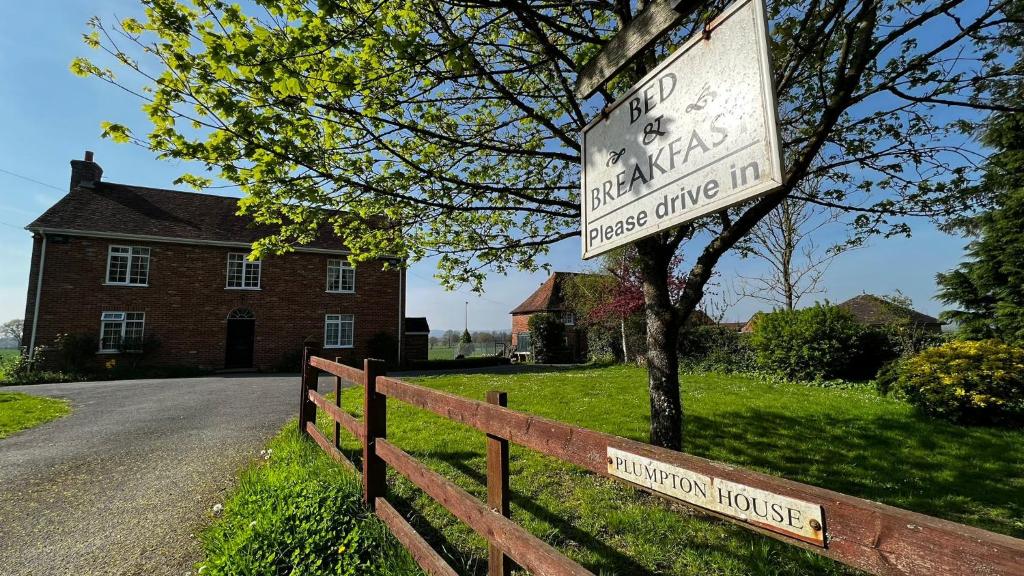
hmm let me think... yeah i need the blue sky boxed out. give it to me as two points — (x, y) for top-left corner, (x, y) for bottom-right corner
(0, 1), (972, 332)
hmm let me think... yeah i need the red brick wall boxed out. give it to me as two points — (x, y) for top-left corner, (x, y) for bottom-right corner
(511, 313), (531, 350)
(403, 333), (428, 363)
(510, 312), (587, 362)
(22, 233), (404, 371)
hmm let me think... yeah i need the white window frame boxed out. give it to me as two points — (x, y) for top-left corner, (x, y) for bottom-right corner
(324, 314), (354, 349)
(105, 245), (150, 286)
(563, 311), (576, 326)
(226, 253), (261, 290)
(98, 311), (145, 353)
(326, 259), (356, 293)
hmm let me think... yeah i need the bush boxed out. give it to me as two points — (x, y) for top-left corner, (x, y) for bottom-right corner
(200, 425), (421, 576)
(273, 348), (304, 373)
(367, 331), (399, 369)
(0, 348), (77, 386)
(884, 339), (1024, 425)
(585, 324), (621, 364)
(528, 313), (567, 364)
(678, 326), (756, 373)
(751, 304), (866, 381)
(53, 333), (98, 372)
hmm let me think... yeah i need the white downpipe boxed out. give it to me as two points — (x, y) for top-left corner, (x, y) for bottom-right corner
(28, 234), (47, 361)
(397, 266), (404, 366)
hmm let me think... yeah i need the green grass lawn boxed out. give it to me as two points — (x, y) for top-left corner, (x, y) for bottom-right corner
(0, 392), (70, 439)
(200, 425), (423, 576)
(316, 365), (1023, 576)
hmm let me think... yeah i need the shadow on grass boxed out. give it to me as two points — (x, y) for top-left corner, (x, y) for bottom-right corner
(684, 409), (1024, 538)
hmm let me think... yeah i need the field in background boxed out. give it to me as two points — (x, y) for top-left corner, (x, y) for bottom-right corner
(427, 343), (508, 360)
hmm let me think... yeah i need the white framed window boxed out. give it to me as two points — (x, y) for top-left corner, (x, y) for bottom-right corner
(326, 259), (355, 293)
(106, 246), (150, 286)
(563, 311), (576, 326)
(324, 314), (354, 348)
(99, 311), (145, 353)
(226, 253), (261, 289)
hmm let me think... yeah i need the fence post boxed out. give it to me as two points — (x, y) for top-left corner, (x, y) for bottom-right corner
(486, 390), (512, 576)
(300, 345), (320, 437)
(363, 358), (387, 511)
(334, 356), (343, 449)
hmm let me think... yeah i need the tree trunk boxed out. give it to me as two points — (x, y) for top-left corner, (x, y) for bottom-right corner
(635, 238), (682, 451)
(620, 317), (629, 362)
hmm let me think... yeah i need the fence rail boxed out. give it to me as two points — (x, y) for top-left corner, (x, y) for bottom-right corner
(298, 347), (1024, 576)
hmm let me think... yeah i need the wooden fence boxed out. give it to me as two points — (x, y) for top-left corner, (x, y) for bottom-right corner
(298, 348), (1024, 576)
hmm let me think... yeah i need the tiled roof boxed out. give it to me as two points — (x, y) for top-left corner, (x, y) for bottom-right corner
(510, 272), (600, 315)
(27, 182), (347, 250)
(838, 294), (941, 326)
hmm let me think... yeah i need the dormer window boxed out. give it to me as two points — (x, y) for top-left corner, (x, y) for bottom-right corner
(327, 259), (355, 293)
(226, 253), (261, 289)
(106, 246), (150, 286)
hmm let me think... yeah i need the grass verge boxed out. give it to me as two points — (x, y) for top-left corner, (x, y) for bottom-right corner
(199, 422), (424, 576)
(319, 364), (1023, 576)
(0, 392), (70, 439)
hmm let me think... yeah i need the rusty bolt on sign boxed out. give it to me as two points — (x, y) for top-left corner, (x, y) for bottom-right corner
(809, 519), (822, 531)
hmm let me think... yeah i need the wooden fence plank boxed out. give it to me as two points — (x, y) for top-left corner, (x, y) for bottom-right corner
(308, 389), (364, 441)
(363, 358), (387, 511)
(375, 376), (1024, 576)
(310, 355), (365, 384)
(375, 497), (460, 576)
(376, 438), (595, 576)
(486, 391), (512, 576)
(306, 421), (357, 472)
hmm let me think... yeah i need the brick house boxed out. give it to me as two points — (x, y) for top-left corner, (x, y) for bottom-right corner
(837, 294), (943, 332)
(21, 152), (422, 371)
(510, 272), (591, 362)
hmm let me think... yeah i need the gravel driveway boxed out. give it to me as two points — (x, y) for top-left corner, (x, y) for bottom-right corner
(0, 373), (331, 576)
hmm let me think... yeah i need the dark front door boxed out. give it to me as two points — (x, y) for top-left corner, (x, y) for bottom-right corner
(225, 319), (255, 369)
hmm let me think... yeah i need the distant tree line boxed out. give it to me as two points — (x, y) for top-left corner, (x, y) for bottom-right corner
(429, 331), (512, 349)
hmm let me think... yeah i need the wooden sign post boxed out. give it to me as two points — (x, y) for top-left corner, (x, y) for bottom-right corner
(575, 0), (698, 100)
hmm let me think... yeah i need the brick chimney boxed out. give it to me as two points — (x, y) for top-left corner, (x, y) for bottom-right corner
(69, 150), (103, 191)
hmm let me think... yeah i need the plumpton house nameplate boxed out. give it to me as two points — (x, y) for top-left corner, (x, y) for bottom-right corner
(608, 447), (825, 546)
(581, 0), (784, 259)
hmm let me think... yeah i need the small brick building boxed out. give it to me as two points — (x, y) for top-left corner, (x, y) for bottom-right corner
(510, 272), (590, 362)
(22, 152), (419, 371)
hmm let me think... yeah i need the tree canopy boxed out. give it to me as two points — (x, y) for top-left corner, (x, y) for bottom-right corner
(936, 0), (1024, 343)
(75, 0), (1014, 288)
(74, 0), (1022, 448)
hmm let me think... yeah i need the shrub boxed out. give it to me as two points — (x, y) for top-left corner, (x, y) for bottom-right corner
(678, 326), (756, 373)
(751, 304), (865, 381)
(528, 313), (567, 363)
(585, 324), (621, 364)
(273, 348), (304, 373)
(200, 426), (421, 576)
(367, 331), (399, 369)
(53, 333), (98, 372)
(885, 339), (1024, 425)
(0, 348), (76, 386)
